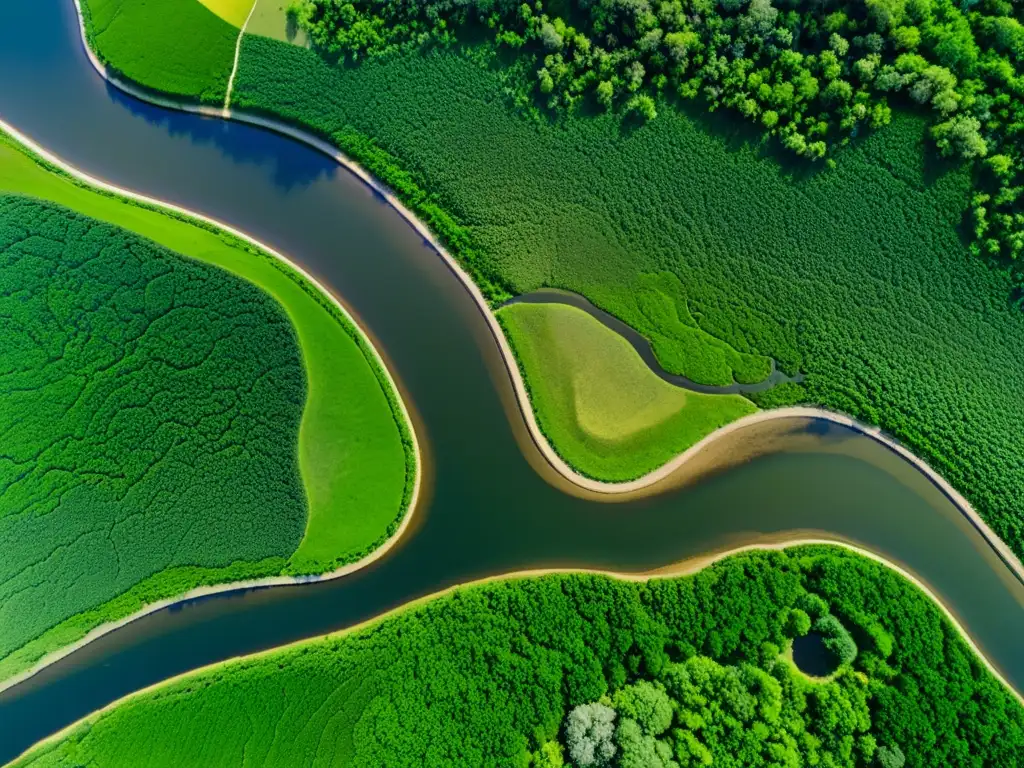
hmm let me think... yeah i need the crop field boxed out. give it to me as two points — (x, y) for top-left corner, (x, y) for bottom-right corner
(196, 0), (253, 28)
(229, 36), (1024, 560)
(81, 0), (236, 103)
(498, 302), (755, 481)
(9, 546), (1022, 767)
(0, 132), (414, 685)
(247, 0), (307, 44)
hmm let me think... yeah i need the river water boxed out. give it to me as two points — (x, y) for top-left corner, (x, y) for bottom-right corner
(0, 0), (1022, 760)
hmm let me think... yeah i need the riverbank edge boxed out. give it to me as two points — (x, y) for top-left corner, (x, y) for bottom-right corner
(6, 539), (1021, 768)
(0, 118), (424, 698)
(66, 0), (1024, 588)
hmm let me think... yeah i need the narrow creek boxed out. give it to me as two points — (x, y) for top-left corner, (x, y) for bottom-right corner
(0, 0), (1022, 760)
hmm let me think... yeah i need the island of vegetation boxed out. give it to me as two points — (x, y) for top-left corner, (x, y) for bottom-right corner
(7, 545), (1022, 767)
(0, 126), (416, 688)
(498, 301), (756, 480)
(74, 0), (1024, 559)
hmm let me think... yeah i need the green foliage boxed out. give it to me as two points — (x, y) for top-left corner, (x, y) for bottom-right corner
(233, 30), (1024, 560)
(11, 548), (1022, 767)
(0, 195), (306, 663)
(785, 607), (812, 637)
(496, 302), (756, 481)
(81, 0), (236, 103)
(294, 0), (1024, 271)
(0, 132), (417, 684)
(814, 614), (860, 667)
(876, 743), (906, 768)
(612, 681), (674, 736)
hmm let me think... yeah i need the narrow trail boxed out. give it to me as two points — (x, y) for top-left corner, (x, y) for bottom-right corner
(224, 0), (259, 112)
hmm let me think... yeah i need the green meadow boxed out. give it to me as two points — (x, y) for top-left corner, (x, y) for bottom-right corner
(80, 0), (238, 103)
(8, 546), (1022, 767)
(499, 302), (755, 481)
(0, 130), (414, 685)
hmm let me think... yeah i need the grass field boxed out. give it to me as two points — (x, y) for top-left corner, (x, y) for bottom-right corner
(8, 546), (1023, 767)
(80, 0), (237, 104)
(246, 0), (306, 45)
(498, 302), (756, 481)
(0, 131), (414, 685)
(196, 0), (253, 27)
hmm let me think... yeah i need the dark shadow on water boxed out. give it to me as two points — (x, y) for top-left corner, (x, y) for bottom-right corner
(104, 82), (337, 191)
(792, 632), (838, 678)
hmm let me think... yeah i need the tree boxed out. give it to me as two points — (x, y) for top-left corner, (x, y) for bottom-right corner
(785, 608), (812, 637)
(814, 615), (858, 666)
(613, 680), (674, 736)
(565, 702), (616, 768)
(876, 744), (906, 768)
(627, 94), (658, 121)
(615, 718), (678, 768)
(932, 114), (987, 159)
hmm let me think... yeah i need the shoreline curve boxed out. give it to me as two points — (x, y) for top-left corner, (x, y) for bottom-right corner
(0, 118), (424, 698)
(6, 536), (1021, 767)
(65, 0), (1024, 585)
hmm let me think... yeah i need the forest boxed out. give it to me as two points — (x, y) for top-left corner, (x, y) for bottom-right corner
(291, 0), (1024, 274)
(0, 195), (306, 675)
(10, 546), (1022, 767)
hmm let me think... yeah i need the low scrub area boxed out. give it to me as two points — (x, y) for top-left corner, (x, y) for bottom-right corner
(10, 546), (1022, 767)
(498, 301), (755, 481)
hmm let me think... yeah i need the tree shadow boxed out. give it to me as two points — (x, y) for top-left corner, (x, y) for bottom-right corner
(104, 81), (337, 191)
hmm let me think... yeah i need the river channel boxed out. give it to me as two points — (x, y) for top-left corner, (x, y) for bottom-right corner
(0, 0), (1022, 760)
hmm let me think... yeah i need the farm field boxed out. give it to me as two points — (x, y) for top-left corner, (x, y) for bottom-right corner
(498, 302), (756, 481)
(196, 0), (252, 28)
(0, 129), (414, 686)
(8, 546), (1023, 767)
(80, 0), (238, 103)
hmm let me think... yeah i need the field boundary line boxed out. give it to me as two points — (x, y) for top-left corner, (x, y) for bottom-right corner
(224, 0), (259, 111)
(65, 0), (1024, 589)
(0, 112), (424, 698)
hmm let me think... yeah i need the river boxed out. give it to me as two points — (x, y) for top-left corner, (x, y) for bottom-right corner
(0, 0), (1022, 760)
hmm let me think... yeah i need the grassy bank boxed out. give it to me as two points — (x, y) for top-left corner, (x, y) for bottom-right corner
(498, 302), (756, 481)
(0, 129), (414, 685)
(8, 546), (1022, 767)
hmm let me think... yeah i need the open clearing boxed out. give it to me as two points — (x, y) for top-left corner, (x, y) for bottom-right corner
(498, 302), (756, 481)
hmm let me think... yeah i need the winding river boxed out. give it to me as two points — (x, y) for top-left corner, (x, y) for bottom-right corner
(1, 0), (1023, 760)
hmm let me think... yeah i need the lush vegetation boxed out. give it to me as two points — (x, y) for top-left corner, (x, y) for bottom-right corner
(10, 546), (1022, 767)
(197, 0), (255, 27)
(0, 193), (305, 668)
(498, 302), (755, 480)
(231, 33), (1024, 559)
(0, 132), (415, 685)
(80, 0), (238, 103)
(75, 0), (1024, 559)
(292, 0), (1024, 270)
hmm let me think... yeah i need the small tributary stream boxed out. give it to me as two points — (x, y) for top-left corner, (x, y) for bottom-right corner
(0, 0), (1022, 759)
